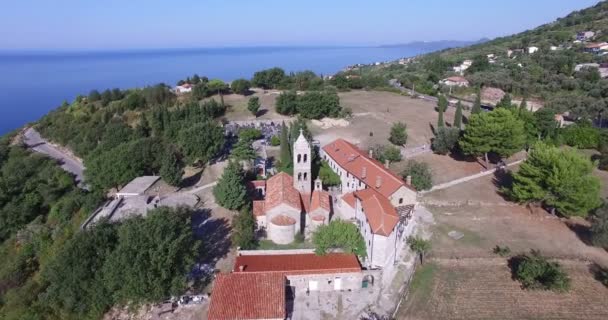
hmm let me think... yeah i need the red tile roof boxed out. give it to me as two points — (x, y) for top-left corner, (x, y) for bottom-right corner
(310, 190), (331, 212)
(445, 76), (469, 83)
(270, 214), (296, 226)
(234, 253), (361, 275)
(322, 139), (415, 198)
(342, 192), (356, 209)
(252, 200), (265, 217)
(355, 188), (399, 237)
(265, 172), (302, 212)
(208, 273), (285, 320)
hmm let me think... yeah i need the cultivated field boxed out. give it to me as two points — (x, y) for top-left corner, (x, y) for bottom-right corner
(399, 259), (608, 320)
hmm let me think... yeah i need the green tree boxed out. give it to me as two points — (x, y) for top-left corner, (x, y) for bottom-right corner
(507, 143), (601, 217)
(160, 149), (184, 186)
(591, 203), (608, 248)
(432, 127), (461, 155)
(270, 135), (280, 146)
(407, 236), (432, 264)
(534, 108), (558, 139)
(471, 89), (482, 114)
(520, 97), (528, 111)
(247, 96), (261, 117)
(514, 250), (571, 292)
(102, 208), (201, 304)
(437, 94), (448, 112)
(275, 91), (298, 115)
(232, 206), (257, 249)
(454, 100), (463, 129)
(213, 161), (248, 210)
(389, 122), (408, 146)
(401, 161), (432, 191)
(251, 67), (286, 89)
(88, 90), (101, 102)
(231, 78), (251, 95)
(312, 220), (366, 257)
(279, 122), (292, 170)
(207, 79), (229, 95)
(459, 108), (526, 167)
(496, 94), (514, 109)
(318, 160), (341, 187)
(231, 137), (257, 162)
(177, 122), (224, 165)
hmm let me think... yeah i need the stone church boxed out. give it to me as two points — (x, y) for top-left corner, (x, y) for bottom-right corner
(250, 130), (332, 244)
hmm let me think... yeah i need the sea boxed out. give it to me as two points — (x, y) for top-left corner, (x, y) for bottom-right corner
(0, 46), (432, 135)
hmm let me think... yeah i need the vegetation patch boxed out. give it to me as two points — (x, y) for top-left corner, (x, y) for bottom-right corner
(509, 250), (571, 292)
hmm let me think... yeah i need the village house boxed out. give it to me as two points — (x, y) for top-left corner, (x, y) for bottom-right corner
(453, 59), (472, 75)
(207, 252), (377, 320)
(321, 139), (417, 267)
(584, 42), (608, 54)
(528, 46), (539, 54)
(174, 83), (193, 94)
(577, 31), (596, 41)
(440, 76), (470, 87)
(250, 131), (332, 244)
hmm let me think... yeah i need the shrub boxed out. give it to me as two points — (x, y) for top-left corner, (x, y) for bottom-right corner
(401, 160), (432, 191)
(432, 127), (460, 155)
(312, 220), (366, 257)
(270, 135), (281, 146)
(591, 203), (608, 248)
(560, 122), (600, 149)
(512, 250), (570, 292)
(389, 122), (408, 146)
(493, 245), (511, 257)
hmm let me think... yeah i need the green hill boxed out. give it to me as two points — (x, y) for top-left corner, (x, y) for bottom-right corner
(359, 1), (608, 121)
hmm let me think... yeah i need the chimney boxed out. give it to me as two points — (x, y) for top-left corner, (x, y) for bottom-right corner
(239, 265), (244, 272)
(369, 149), (373, 159)
(362, 167), (367, 179)
(375, 176), (382, 189)
(406, 175), (412, 186)
(384, 160), (390, 169)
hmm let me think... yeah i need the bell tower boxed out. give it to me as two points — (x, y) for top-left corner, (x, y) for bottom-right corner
(293, 129), (312, 193)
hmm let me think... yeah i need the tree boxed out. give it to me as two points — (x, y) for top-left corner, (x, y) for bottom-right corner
(371, 144), (401, 164)
(102, 208), (201, 304)
(275, 91), (298, 115)
(318, 160), (341, 187)
(432, 127), (461, 155)
(437, 94), (448, 112)
(507, 143), (601, 217)
(207, 79), (229, 94)
(459, 108), (526, 167)
(496, 93), (514, 109)
(232, 206), (257, 249)
(560, 122), (600, 149)
(231, 78), (251, 95)
(454, 101), (463, 129)
(471, 89), (482, 114)
(279, 122), (292, 170)
(519, 97), (528, 111)
(213, 161), (248, 210)
(177, 122), (225, 165)
(514, 250), (570, 292)
(401, 161), (432, 191)
(270, 135), (280, 146)
(160, 149), (184, 186)
(296, 91), (342, 119)
(407, 236), (431, 264)
(88, 89), (101, 102)
(312, 220), (366, 257)
(591, 203), (608, 248)
(534, 108), (558, 139)
(437, 106), (445, 129)
(231, 137), (257, 162)
(252, 67), (286, 89)
(247, 96), (261, 117)
(389, 122), (408, 146)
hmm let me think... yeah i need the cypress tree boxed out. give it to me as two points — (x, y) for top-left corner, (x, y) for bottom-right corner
(472, 90), (482, 114)
(520, 97), (528, 111)
(454, 101), (463, 130)
(437, 105), (445, 128)
(160, 149), (184, 186)
(279, 122), (291, 169)
(213, 161), (248, 210)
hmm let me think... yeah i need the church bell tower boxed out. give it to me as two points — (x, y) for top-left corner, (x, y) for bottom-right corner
(293, 129), (312, 193)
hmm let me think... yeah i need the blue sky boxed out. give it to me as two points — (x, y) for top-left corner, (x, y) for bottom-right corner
(0, 0), (600, 50)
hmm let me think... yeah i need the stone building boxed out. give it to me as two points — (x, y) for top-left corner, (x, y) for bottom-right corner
(321, 139), (417, 268)
(251, 131), (332, 244)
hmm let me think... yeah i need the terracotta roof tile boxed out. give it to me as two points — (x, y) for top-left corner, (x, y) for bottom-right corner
(208, 273), (285, 320)
(252, 200), (265, 217)
(342, 192), (356, 209)
(355, 188), (399, 237)
(300, 192), (311, 213)
(322, 139), (415, 197)
(265, 172), (302, 212)
(270, 214), (296, 226)
(310, 190), (331, 212)
(234, 253), (361, 275)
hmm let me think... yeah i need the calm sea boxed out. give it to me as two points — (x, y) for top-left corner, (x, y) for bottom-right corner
(0, 46), (427, 134)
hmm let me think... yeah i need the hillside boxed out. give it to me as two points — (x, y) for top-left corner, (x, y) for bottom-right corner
(358, 1), (608, 121)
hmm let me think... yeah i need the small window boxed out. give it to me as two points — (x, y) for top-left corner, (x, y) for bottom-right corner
(298, 173), (302, 181)
(297, 154), (301, 163)
(399, 198), (403, 204)
(304, 172), (308, 181)
(304, 154), (308, 163)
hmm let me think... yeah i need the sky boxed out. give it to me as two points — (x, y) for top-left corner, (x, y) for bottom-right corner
(0, 0), (601, 50)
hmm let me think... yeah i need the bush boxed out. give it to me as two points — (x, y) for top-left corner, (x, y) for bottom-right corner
(231, 78), (251, 95)
(512, 250), (570, 292)
(270, 135), (281, 146)
(432, 127), (461, 155)
(401, 160), (432, 191)
(371, 144), (401, 164)
(591, 203), (608, 248)
(493, 245), (511, 257)
(389, 122), (408, 146)
(560, 122), (600, 149)
(312, 220), (366, 257)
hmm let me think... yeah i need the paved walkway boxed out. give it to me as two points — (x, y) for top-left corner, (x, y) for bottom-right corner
(23, 127), (88, 188)
(421, 159), (525, 193)
(185, 181), (218, 194)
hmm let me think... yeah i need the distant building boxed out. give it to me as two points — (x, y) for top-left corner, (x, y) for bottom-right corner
(175, 83), (193, 94)
(115, 176), (160, 198)
(584, 42), (608, 54)
(577, 31), (595, 41)
(453, 59), (473, 75)
(440, 76), (470, 87)
(528, 46), (539, 54)
(575, 63), (608, 78)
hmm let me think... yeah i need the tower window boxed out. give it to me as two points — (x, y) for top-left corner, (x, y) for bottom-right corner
(297, 154), (301, 163)
(399, 198), (403, 204)
(304, 154), (308, 163)
(298, 173), (302, 181)
(304, 173), (308, 181)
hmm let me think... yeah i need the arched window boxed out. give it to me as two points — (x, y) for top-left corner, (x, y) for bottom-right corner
(298, 173), (302, 181)
(399, 198), (403, 204)
(297, 154), (301, 163)
(304, 172), (308, 181)
(304, 154), (308, 163)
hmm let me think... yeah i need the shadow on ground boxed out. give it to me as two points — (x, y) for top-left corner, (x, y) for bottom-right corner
(192, 208), (231, 265)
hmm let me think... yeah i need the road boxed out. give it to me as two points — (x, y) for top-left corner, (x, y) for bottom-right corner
(23, 128), (86, 187)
